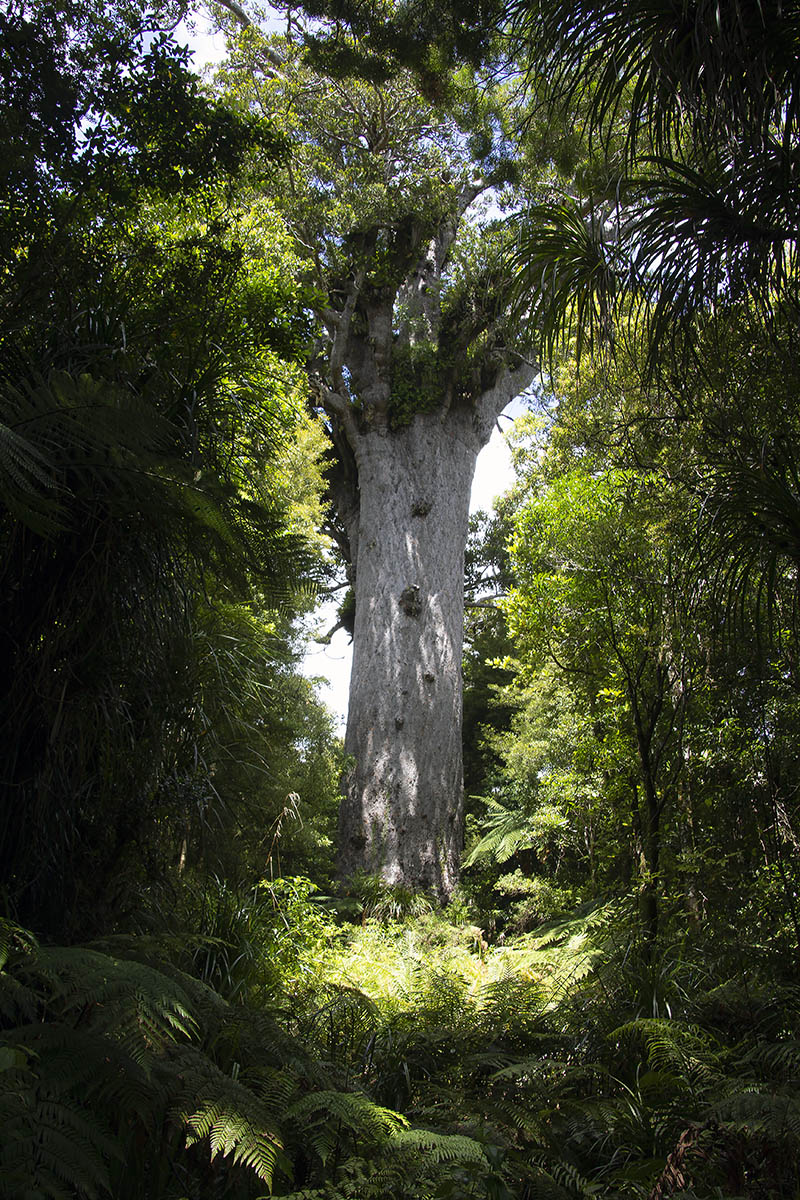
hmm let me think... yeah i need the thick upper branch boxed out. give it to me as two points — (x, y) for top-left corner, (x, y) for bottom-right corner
(471, 358), (537, 445)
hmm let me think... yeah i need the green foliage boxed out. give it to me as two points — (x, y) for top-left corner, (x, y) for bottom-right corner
(7, 5), (800, 1200)
(506, 0), (800, 370)
(342, 873), (435, 923)
(6, 885), (800, 1198)
(0, 1), (279, 254)
(0, 921), (215, 1198)
(0, 1), (336, 937)
(149, 875), (338, 1003)
(303, 900), (800, 1197)
(6, 902), (561, 1200)
(388, 341), (446, 428)
(213, 4), (545, 450)
(301, 0), (509, 84)
(474, 319), (800, 956)
(0, 910), (506, 1200)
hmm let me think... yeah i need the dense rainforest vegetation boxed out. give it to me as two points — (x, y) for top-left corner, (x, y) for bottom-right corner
(2, 0), (800, 1197)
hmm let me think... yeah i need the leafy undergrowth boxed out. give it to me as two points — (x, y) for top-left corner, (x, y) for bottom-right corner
(315, 900), (800, 1199)
(3, 891), (800, 1199)
(319, 903), (609, 1010)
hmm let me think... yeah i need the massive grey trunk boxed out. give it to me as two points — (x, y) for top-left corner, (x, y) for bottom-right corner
(305, 160), (535, 899)
(338, 410), (481, 896)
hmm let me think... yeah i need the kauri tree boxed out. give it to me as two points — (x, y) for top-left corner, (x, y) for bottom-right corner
(216, 7), (537, 896)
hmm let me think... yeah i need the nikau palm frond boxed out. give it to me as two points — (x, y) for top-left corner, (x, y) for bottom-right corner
(509, 0), (800, 156)
(507, 0), (800, 362)
(507, 201), (619, 365)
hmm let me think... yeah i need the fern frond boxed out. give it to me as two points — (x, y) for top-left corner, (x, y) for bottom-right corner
(710, 1089), (800, 1138)
(388, 1127), (488, 1165)
(524, 1169), (574, 1200)
(750, 1039), (800, 1077)
(5, 1021), (150, 1098)
(29, 946), (197, 1046)
(184, 1099), (281, 1181)
(0, 972), (40, 1023)
(284, 1088), (407, 1167)
(464, 798), (538, 867)
(610, 1018), (719, 1091)
(490, 1054), (574, 1084)
(289, 1087), (407, 1136)
(0, 1076), (119, 1200)
(294, 982), (384, 1079)
(529, 1153), (602, 1198)
(480, 1094), (545, 1139)
(245, 1064), (299, 1111)
(173, 1043), (286, 1185)
(0, 917), (38, 971)
(87, 934), (235, 1029)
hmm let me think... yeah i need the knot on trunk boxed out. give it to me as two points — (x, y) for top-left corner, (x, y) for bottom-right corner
(411, 498), (432, 517)
(398, 585), (422, 617)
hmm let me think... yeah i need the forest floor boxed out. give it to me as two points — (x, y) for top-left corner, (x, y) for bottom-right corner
(318, 905), (603, 1010)
(4, 893), (799, 1198)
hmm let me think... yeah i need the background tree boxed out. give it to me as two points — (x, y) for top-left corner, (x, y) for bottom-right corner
(462, 506), (519, 803)
(463, 330), (800, 964)
(507, 461), (699, 945)
(0, 0), (332, 936)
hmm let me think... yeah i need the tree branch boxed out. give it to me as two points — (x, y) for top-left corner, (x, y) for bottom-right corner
(329, 268), (366, 394)
(212, 0), (252, 27)
(314, 617), (352, 644)
(471, 357), (537, 444)
(207, 0), (286, 68)
(312, 378), (361, 451)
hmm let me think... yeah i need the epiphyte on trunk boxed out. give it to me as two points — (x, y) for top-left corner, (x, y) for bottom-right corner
(398, 584), (422, 617)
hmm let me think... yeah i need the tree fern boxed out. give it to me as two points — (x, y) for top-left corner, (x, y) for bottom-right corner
(298, 984), (382, 1075)
(465, 796), (568, 868)
(271, 1130), (490, 1199)
(0, 1024), (122, 1199)
(610, 1018), (720, 1096)
(523, 1168), (585, 1200)
(184, 1100), (282, 1182)
(0, 921), (300, 1198)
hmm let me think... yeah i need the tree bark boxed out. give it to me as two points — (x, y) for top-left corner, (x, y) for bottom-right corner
(338, 409), (480, 897)
(332, 346), (534, 899)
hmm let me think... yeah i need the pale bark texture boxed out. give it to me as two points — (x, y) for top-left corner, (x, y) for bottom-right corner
(339, 413), (477, 894)
(332, 365), (533, 898)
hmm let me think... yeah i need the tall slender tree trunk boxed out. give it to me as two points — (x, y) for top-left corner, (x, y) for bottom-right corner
(338, 409), (481, 897)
